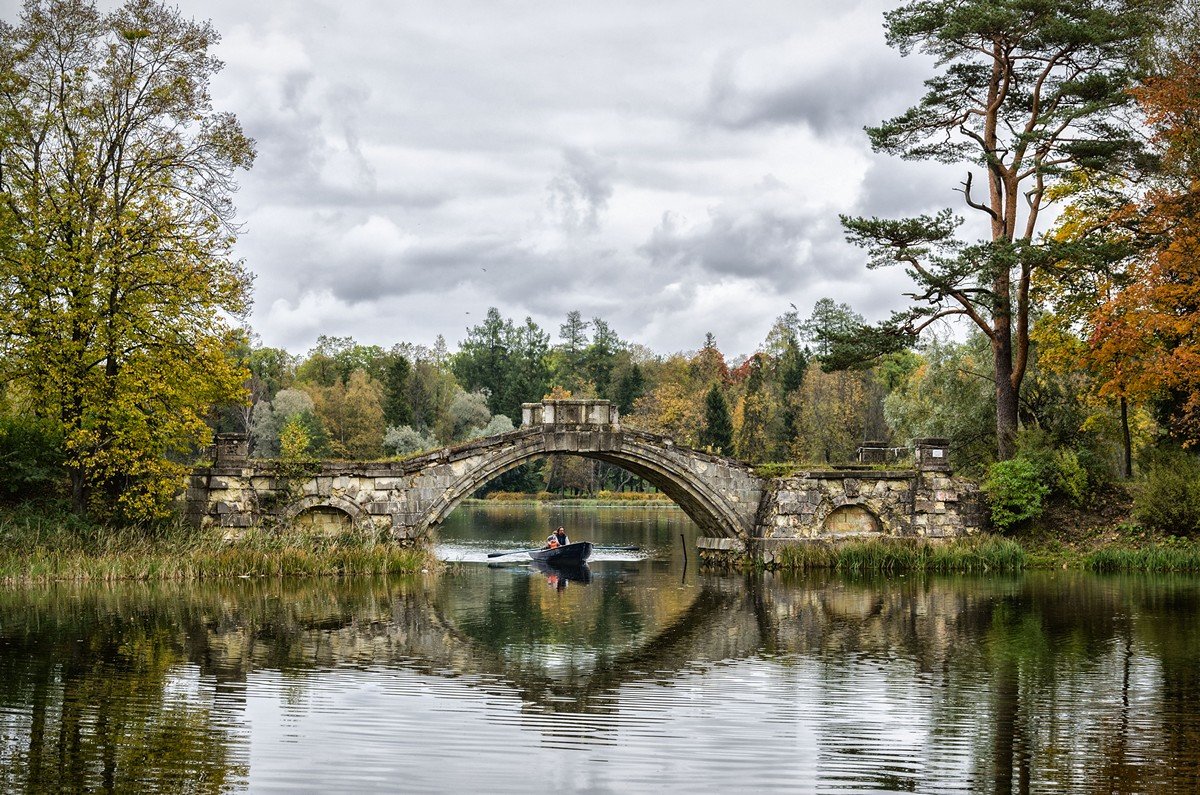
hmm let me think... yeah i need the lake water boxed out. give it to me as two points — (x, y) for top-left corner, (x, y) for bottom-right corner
(2, 503), (1200, 793)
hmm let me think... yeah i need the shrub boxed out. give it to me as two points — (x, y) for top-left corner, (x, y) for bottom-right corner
(1016, 429), (1088, 505)
(0, 415), (64, 500)
(1134, 449), (1200, 536)
(982, 457), (1050, 532)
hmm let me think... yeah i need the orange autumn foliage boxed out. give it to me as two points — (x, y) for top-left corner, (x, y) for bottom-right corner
(1089, 52), (1200, 439)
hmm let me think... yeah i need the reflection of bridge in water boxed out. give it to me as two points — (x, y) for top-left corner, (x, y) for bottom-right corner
(187, 572), (1012, 716)
(188, 399), (982, 557)
(5, 572), (1193, 792)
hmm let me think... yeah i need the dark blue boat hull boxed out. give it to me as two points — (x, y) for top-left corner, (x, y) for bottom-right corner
(527, 541), (593, 565)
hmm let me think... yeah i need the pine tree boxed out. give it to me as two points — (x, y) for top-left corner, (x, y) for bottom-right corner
(699, 385), (733, 455)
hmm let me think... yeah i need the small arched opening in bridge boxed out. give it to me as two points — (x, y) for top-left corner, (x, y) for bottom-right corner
(820, 504), (882, 537)
(282, 495), (371, 536)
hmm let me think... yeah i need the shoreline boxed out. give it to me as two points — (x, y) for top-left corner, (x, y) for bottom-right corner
(3, 502), (1198, 583)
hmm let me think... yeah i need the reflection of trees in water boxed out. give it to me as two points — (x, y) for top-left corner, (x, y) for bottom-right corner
(1, 574), (1200, 790)
(0, 585), (248, 792)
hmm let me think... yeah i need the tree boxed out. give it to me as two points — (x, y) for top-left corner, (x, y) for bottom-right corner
(613, 362), (646, 415)
(249, 388), (328, 459)
(444, 389), (491, 442)
(839, 0), (1163, 460)
(691, 333), (730, 385)
(308, 370), (385, 459)
(506, 317), (552, 419)
(699, 384), (733, 455)
(583, 317), (623, 397)
(278, 415), (312, 461)
(382, 351), (414, 428)
(801, 299), (863, 360)
(791, 368), (873, 464)
(1081, 17), (1200, 445)
(382, 424), (438, 456)
(884, 336), (998, 470)
(0, 0), (255, 519)
(734, 355), (777, 462)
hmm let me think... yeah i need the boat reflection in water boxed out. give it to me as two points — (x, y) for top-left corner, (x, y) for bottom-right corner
(531, 559), (592, 589)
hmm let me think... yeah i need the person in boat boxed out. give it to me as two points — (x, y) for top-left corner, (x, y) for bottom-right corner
(543, 527), (570, 549)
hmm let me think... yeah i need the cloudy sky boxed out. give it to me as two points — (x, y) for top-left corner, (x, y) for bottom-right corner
(12, 0), (966, 357)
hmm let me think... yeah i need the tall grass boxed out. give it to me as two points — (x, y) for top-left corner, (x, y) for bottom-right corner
(771, 535), (1026, 574)
(0, 504), (432, 584)
(1085, 540), (1200, 573)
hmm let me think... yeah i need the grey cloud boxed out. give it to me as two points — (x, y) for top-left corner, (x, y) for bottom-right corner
(639, 201), (853, 287)
(702, 49), (926, 136)
(547, 148), (615, 233)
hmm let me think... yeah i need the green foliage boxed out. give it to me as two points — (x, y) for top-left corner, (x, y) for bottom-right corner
(1134, 449), (1200, 536)
(452, 308), (552, 422)
(382, 353), (414, 427)
(839, 0), (1164, 460)
(0, 414), (64, 500)
(982, 458), (1051, 532)
(1015, 429), (1090, 506)
(613, 362), (646, 415)
(446, 390), (493, 441)
(1085, 537), (1200, 572)
(0, 506), (432, 583)
(250, 389), (328, 459)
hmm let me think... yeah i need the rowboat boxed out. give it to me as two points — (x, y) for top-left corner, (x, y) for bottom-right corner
(528, 541), (593, 565)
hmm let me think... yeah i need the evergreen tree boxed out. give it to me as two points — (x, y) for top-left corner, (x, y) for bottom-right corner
(699, 384), (733, 455)
(382, 352), (414, 427)
(839, 0), (1165, 460)
(614, 363), (647, 415)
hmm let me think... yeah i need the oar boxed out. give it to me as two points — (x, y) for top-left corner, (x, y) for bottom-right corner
(487, 546), (546, 559)
(591, 545), (641, 552)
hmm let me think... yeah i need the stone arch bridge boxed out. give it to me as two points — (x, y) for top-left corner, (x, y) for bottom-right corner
(185, 399), (982, 551)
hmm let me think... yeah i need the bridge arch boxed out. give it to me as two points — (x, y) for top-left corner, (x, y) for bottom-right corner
(418, 426), (763, 540)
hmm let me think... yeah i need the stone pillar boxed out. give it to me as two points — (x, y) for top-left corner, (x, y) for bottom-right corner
(214, 433), (249, 465)
(913, 437), (951, 472)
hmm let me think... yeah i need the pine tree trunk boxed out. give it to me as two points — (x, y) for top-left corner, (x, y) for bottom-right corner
(993, 335), (1019, 461)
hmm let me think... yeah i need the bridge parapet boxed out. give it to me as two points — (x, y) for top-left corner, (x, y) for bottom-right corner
(522, 399), (619, 428)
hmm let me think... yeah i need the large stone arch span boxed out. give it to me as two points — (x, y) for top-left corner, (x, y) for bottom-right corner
(417, 427), (764, 539)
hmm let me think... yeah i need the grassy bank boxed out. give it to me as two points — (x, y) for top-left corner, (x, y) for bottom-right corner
(0, 504), (432, 584)
(769, 536), (1027, 574)
(761, 534), (1200, 574)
